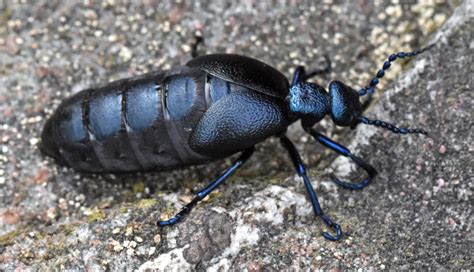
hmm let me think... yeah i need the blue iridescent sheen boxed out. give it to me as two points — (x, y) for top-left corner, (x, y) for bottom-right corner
(289, 82), (329, 124)
(60, 102), (87, 142)
(209, 76), (231, 103)
(126, 82), (159, 131)
(88, 91), (122, 141)
(166, 76), (197, 119)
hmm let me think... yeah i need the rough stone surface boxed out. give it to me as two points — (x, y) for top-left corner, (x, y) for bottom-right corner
(0, 0), (471, 270)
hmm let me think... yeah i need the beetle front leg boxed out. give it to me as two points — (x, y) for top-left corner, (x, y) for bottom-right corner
(291, 55), (331, 85)
(280, 134), (342, 241)
(191, 35), (204, 58)
(158, 147), (254, 227)
(304, 127), (377, 190)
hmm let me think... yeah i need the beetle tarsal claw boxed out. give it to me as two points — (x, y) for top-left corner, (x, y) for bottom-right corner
(320, 215), (342, 241)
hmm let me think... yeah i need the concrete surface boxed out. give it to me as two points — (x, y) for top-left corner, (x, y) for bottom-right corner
(0, 0), (471, 270)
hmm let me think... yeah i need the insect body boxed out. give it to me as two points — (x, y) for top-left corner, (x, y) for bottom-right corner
(41, 45), (432, 241)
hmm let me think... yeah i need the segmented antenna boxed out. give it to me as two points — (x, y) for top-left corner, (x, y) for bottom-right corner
(359, 116), (428, 135)
(358, 44), (435, 97)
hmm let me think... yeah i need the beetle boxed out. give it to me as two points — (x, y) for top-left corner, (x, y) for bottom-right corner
(40, 42), (433, 241)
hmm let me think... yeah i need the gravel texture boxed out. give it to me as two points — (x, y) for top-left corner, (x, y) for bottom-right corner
(0, 0), (471, 270)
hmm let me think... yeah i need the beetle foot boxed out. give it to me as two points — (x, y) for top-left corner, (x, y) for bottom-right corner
(330, 174), (372, 190)
(157, 198), (198, 227)
(158, 217), (179, 227)
(330, 153), (377, 190)
(320, 214), (342, 241)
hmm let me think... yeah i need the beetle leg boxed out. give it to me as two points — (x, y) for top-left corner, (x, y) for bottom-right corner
(280, 134), (342, 241)
(305, 127), (377, 190)
(291, 66), (307, 86)
(191, 35), (204, 58)
(291, 55), (331, 85)
(303, 54), (332, 81)
(158, 147), (254, 227)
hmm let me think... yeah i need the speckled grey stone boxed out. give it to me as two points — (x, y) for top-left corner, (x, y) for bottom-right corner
(0, 0), (470, 270)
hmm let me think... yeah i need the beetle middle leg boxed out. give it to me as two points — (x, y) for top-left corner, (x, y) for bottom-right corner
(158, 147), (255, 227)
(304, 127), (377, 190)
(279, 134), (342, 241)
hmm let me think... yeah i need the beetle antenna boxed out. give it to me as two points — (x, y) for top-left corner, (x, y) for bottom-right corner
(358, 44), (435, 97)
(359, 116), (428, 136)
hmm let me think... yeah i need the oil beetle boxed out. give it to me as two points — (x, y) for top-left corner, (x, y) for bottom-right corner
(40, 40), (433, 241)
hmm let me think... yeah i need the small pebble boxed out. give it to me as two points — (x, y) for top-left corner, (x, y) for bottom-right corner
(29, 138), (39, 146)
(437, 178), (445, 188)
(119, 47), (133, 62)
(111, 240), (123, 252)
(438, 145), (447, 154)
(113, 244), (123, 252)
(125, 226), (133, 236)
(153, 234), (161, 244)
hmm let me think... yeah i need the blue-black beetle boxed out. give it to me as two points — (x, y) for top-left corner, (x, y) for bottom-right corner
(40, 43), (432, 241)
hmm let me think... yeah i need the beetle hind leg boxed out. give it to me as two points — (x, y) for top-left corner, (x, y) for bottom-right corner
(304, 127), (377, 190)
(158, 147), (254, 227)
(280, 134), (342, 241)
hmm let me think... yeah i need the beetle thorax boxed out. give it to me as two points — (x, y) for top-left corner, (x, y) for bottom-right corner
(288, 82), (330, 125)
(288, 81), (364, 128)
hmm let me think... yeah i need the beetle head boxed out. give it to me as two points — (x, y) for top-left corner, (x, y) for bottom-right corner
(288, 81), (362, 128)
(327, 80), (362, 127)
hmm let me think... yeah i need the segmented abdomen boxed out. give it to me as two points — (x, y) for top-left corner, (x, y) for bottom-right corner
(43, 68), (217, 172)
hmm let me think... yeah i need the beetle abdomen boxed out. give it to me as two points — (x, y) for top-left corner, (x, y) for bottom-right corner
(41, 69), (212, 172)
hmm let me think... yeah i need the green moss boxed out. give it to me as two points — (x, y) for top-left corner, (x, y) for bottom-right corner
(136, 198), (157, 209)
(87, 209), (106, 222)
(18, 250), (35, 264)
(158, 202), (176, 217)
(132, 181), (145, 194)
(119, 205), (130, 214)
(123, 181), (146, 198)
(57, 222), (80, 236)
(204, 191), (223, 204)
(0, 229), (21, 246)
(265, 176), (285, 185)
(0, 9), (12, 25)
(42, 242), (67, 261)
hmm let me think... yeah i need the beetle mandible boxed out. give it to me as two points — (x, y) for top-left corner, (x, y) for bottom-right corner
(40, 41), (433, 241)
